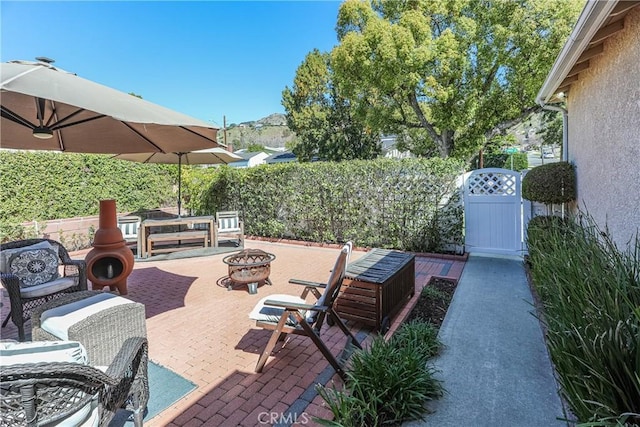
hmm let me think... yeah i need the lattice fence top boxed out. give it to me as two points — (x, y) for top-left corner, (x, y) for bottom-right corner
(467, 171), (518, 196)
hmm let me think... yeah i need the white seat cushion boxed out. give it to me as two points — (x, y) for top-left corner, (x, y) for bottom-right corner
(0, 340), (88, 365)
(249, 294), (308, 325)
(6, 276), (77, 299)
(40, 293), (132, 340)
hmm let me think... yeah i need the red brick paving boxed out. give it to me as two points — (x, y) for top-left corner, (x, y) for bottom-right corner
(0, 240), (465, 426)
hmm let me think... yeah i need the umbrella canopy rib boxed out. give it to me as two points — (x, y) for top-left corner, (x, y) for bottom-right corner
(122, 122), (165, 153)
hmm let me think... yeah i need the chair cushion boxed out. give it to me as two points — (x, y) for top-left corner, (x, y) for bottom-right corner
(0, 340), (88, 366)
(218, 217), (239, 230)
(40, 292), (132, 340)
(249, 294), (307, 325)
(14, 276), (77, 299)
(0, 240), (59, 274)
(8, 247), (60, 287)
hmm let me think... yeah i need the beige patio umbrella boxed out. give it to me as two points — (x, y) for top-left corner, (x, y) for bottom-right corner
(1, 59), (220, 154)
(113, 148), (241, 216)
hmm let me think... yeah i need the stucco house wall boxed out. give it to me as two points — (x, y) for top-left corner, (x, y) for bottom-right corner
(567, 7), (640, 249)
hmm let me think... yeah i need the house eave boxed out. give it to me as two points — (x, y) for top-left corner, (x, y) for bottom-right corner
(536, 0), (638, 106)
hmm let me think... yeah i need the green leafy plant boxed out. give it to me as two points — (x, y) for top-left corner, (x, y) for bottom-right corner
(197, 157), (465, 253)
(481, 153), (529, 171)
(390, 319), (441, 362)
(316, 322), (443, 426)
(0, 151), (175, 225)
(522, 161), (576, 203)
(527, 213), (640, 425)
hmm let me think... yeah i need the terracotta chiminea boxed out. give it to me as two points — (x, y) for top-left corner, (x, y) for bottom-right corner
(85, 199), (135, 295)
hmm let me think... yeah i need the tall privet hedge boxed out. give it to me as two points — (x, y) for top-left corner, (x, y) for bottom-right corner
(196, 158), (464, 252)
(0, 151), (176, 239)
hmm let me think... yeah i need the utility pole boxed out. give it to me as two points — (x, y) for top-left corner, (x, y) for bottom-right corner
(223, 115), (228, 147)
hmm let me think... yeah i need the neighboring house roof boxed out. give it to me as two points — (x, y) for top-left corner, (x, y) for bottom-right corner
(234, 152), (263, 160)
(537, 0), (640, 104)
(264, 151), (297, 164)
(227, 151), (270, 168)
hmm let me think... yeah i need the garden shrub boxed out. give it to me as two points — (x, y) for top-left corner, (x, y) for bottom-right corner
(197, 158), (465, 253)
(316, 321), (443, 426)
(0, 151), (176, 242)
(522, 161), (576, 203)
(527, 213), (640, 425)
(480, 152), (528, 171)
(1, 152), (464, 253)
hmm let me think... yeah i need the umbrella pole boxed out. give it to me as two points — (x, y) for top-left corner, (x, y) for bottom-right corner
(178, 154), (182, 217)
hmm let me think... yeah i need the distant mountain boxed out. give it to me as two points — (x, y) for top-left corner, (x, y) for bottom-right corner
(223, 113), (294, 149)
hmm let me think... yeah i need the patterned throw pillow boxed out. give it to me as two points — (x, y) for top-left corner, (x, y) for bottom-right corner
(8, 248), (59, 287)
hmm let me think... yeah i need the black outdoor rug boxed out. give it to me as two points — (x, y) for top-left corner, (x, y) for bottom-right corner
(109, 360), (196, 426)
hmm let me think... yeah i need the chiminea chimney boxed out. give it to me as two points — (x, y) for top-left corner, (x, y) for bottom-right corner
(85, 200), (135, 295)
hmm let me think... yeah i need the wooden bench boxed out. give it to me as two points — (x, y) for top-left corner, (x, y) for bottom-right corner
(146, 230), (209, 256)
(333, 248), (415, 333)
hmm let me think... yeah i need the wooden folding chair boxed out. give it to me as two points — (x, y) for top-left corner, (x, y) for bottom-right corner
(248, 242), (361, 379)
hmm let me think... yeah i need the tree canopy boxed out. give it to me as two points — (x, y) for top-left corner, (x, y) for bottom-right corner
(282, 49), (382, 162)
(287, 0), (581, 160)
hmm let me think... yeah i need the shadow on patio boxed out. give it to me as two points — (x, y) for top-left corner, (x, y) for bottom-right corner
(0, 239), (465, 426)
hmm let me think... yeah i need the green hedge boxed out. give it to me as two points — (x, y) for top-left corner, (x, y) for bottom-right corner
(478, 153), (528, 171)
(0, 151), (177, 240)
(1, 152), (465, 253)
(195, 158), (465, 253)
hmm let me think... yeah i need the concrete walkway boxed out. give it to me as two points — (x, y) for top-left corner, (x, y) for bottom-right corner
(406, 254), (568, 427)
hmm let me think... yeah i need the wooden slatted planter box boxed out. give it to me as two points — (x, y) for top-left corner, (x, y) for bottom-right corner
(334, 248), (415, 333)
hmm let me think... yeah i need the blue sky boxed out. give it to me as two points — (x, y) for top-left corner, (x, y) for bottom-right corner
(1, 1), (342, 127)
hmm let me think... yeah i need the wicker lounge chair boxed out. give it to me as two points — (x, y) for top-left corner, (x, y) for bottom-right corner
(249, 242), (361, 379)
(0, 336), (149, 427)
(0, 238), (88, 341)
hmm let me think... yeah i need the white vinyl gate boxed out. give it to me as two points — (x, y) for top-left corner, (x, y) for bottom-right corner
(464, 168), (524, 256)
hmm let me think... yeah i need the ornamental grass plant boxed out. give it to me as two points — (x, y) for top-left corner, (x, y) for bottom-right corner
(527, 214), (640, 425)
(316, 321), (443, 426)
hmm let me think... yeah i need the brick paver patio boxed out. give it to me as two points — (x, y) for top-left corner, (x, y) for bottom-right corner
(0, 239), (465, 426)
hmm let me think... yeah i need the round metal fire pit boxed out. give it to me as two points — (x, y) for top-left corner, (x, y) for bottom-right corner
(222, 249), (276, 294)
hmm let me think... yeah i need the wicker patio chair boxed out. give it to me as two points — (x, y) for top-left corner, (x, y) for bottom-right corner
(0, 238), (88, 341)
(248, 242), (362, 379)
(0, 337), (149, 427)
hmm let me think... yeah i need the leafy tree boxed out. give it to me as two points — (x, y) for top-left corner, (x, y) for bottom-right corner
(282, 49), (382, 162)
(485, 134), (518, 154)
(538, 109), (563, 147)
(330, 0), (581, 158)
(247, 143), (266, 152)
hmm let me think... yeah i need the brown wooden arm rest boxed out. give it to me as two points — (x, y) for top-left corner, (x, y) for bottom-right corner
(288, 278), (327, 288)
(263, 299), (324, 311)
